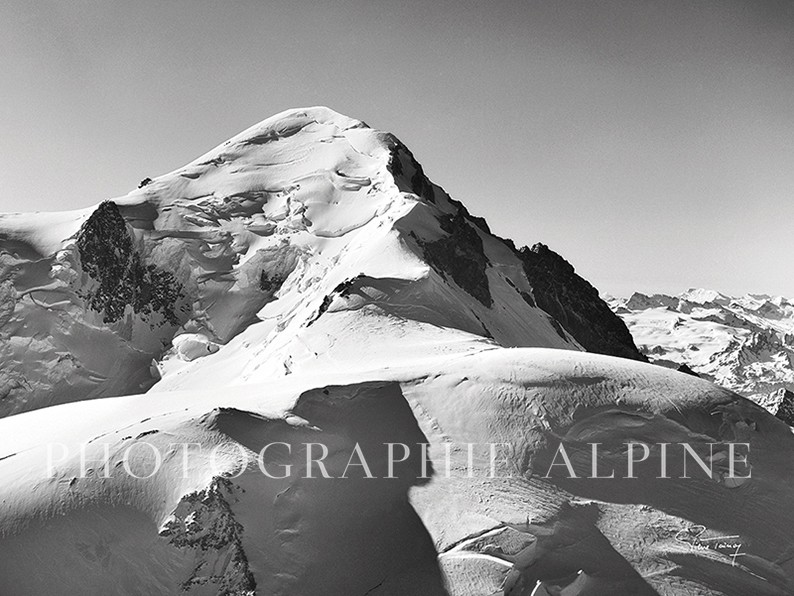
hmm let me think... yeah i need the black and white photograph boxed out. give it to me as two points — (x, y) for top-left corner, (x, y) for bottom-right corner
(0, 1), (793, 594)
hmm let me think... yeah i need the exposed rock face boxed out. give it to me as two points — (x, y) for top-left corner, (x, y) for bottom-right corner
(77, 201), (185, 326)
(624, 292), (682, 311)
(388, 141), (436, 203)
(160, 477), (255, 594)
(517, 243), (647, 361)
(417, 210), (492, 307)
(771, 388), (794, 426)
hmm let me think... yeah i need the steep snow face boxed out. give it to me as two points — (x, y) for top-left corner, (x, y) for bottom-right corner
(608, 290), (794, 404)
(0, 107), (640, 416)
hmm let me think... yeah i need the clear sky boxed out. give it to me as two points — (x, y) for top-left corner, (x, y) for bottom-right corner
(1, 0), (792, 297)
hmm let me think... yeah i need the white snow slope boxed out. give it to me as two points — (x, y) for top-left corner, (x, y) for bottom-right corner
(1, 108), (793, 596)
(0, 107), (586, 418)
(608, 290), (794, 406)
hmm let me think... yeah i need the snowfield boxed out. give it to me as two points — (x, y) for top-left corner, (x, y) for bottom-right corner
(2, 349), (793, 595)
(1, 107), (792, 595)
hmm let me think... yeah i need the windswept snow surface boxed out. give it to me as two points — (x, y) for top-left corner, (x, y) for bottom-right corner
(608, 290), (794, 407)
(2, 349), (794, 595)
(1, 108), (793, 595)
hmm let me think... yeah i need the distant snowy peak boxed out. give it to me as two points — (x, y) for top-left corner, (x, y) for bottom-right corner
(0, 107), (642, 415)
(609, 290), (794, 404)
(679, 288), (731, 305)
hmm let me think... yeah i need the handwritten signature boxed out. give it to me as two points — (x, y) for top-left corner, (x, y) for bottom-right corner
(674, 525), (745, 566)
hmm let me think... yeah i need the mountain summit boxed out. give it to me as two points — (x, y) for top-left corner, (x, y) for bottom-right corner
(0, 106), (641, 416)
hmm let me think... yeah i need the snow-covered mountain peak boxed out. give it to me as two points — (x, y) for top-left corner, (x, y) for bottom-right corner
(0, 107), (643, 416)
(679, 287), (731, 305)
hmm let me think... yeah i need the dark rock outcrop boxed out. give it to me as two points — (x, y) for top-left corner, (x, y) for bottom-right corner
(259, 270), (285, 294)
(76, 201), (185, 326)
(517, 243), (646, 361)
(160, 477), (256, 594)
(388, 141), (436, 203)
(772, 388), (794, 426)
(677, 363), (700, 377)
(418, 211), (492, 307)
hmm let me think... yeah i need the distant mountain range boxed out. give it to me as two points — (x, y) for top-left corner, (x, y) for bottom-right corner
(607, 289), (794, 421)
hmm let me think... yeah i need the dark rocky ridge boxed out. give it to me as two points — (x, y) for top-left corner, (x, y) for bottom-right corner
(388, 135), (645, 361)
(388, 141), (436, 203)
(417, 211), (493, 307)
(517, 243), (647, 362)
(677, 363), (700, 377)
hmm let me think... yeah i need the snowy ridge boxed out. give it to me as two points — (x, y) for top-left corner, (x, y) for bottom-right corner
(608, 290), (794, 410)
